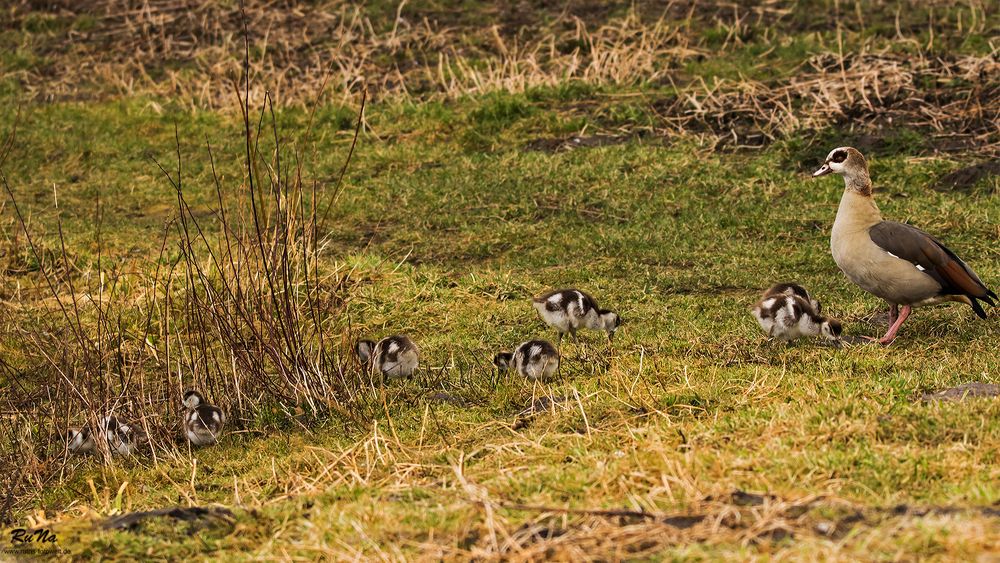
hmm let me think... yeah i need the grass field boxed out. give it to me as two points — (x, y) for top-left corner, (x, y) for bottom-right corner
(1, 1), (999, 560)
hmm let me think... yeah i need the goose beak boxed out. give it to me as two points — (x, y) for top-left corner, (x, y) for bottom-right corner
(812, 163), (832, 177)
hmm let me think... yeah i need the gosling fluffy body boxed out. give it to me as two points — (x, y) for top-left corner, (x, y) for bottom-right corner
(183, 390), (226, 446)
(99, 415), (144, 456)
(532, 289), (621, 344)
(494, 340), (560, 380)
(355, 335), (420, 380)
(762, 282), (822, 314)
(752, 294), (842, 343)
(65, 427), (96, 454)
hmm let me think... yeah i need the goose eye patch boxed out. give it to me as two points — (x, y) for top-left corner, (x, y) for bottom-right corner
(831, 151), (847, 163)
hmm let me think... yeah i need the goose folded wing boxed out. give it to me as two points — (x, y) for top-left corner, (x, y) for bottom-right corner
(869, 221), (993, 300)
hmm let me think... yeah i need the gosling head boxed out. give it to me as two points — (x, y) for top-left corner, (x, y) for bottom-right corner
(820, 318), (843, 342)
(64, 428), (95, 454)
(599, 309), (622, 342)
(182, 390), (205, 410)
(355, 339), (376, 365)
(492, 352), (513, 372)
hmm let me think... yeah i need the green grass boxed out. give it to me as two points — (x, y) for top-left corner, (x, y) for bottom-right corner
(2, 91), (998, 559)
(2, 1), (999, 559)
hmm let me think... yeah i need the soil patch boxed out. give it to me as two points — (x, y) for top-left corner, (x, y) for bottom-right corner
(933, 161), (1000, 192)
(921, 382), (1000, 403)
(525, 134), (632, 153)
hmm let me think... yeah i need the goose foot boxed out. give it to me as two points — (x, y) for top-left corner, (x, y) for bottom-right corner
(888, 304), (899, 326)
(865, 305), (911, 345)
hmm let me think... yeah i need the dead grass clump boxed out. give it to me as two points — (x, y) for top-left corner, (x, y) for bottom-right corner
(447, 491), (1000, 560)
(659, 52), (999, 152)
(4, 1), (997, 153)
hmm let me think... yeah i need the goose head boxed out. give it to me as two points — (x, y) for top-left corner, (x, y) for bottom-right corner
(813, 147), (868, 179)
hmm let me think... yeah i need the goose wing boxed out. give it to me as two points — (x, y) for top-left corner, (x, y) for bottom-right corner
(869, 221), (996, 316)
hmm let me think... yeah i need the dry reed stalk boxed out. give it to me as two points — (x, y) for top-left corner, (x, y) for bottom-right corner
(0, 5), (376, 523)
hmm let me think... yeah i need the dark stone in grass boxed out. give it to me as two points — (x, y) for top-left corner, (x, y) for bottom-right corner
(425, 391), (466, 406)
(891, 503), (911, 516)
(515, 523), (565, 542)
(753, 527), (794, 543)
(782, 504), (812, 518)
(817, 510), (865, 539)
(892, 504), (964, 518)
(933, 161), (1000, 193)
(518, 394), (572, 417)
(837, 335), (872, 346)
(867, 311), (892, 327)
(730, 490), (775, 506)
(512, 395), (573, 430)
(101, 506), (235, 532)
(921, 382), (1000, 403)
(524, 134), (629, 153)
(458, 528), (480, 550)
(661, 514), (705, 529)
(840, 510), (866, 526)
(629, 539), (660, 553)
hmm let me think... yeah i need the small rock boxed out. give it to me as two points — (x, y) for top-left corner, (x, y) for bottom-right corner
(921, 382), (1000, 403)
(731, 490), (775, 506)
(425, 392), (466, 406)
(661, 515), (705, 529)
(518, 394), (571, 417)
(933, 161), (1000, 193)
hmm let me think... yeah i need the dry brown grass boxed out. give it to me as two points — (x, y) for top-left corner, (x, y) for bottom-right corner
(5, 1), (998, 153)
(1, 2), (998, 557)
(657, 52), (1000, 151)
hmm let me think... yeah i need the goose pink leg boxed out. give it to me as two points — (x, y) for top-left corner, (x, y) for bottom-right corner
(888, 304), (899, 326)
(878, 305), (910, 345)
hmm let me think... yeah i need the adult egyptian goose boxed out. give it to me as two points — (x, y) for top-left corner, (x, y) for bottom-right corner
(494, 340), (560, 380)
(762, 282), (822, 314)
(814, 147), (996, 344)
(182, 390), (226, 446)
(532, 289), (621, 345)
(355, 335), (420, 381)
(752, 294), (842, 343)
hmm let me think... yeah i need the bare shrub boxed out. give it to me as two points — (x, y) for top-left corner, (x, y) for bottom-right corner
(0, 13), (370, 523)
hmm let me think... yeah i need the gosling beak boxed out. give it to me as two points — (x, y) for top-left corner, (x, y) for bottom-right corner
(812, 163), (832, 177)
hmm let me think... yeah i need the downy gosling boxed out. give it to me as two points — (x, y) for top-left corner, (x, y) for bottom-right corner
(752, 294), (843, 344)
(762, 282), (822, 314)
(355, 335), (420, 381)
(182, 390), (226, 446)
(532, 288), (621, 345)
(64, 427), (96, 455)
(100, 415), (144, 456)
(494, 340), (560, 380)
